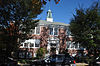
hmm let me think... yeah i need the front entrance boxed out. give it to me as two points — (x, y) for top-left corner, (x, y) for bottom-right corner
(47, 37), (59, 55)
(50, 47), (56, 55)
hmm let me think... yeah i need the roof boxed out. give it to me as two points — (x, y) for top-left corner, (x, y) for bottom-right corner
(38, 20), (70, 26)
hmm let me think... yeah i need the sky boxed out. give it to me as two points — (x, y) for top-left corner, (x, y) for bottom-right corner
(37, 0), (99, 24)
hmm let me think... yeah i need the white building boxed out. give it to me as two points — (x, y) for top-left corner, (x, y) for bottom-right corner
(19, 9), (80, 58)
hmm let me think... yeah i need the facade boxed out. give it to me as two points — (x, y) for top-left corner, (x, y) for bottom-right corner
(19, 9), (80, 58)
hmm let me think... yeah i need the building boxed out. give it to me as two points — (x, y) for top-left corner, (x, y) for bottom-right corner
(19, 9), (80, 58)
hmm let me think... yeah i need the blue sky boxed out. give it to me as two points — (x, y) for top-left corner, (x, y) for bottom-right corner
(37, 0), (99, 24)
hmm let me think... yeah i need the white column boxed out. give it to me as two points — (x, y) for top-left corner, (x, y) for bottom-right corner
(40, 26), (41, 34)
(33, 39), (35, 48)
(69, 43), (71, 49)
(34, 39), (36, 48)
(34, 27), (36, 34)
(28, 43), (30, 48)
(34, 53), (36, 57)
(74, 45), (75, 49)
(22, 43), (24, 48)
(48, 43), (50, 54)
(78, 43), (79, 48)
(56, 43), (59, 54)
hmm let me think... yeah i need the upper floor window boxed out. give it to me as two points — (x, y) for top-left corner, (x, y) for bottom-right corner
(30, 29), (35, 34)
(66, 41), (71, 48)
(49, 28), (53, 35)
(66, 27), (71, 36)
(36, 27), (40, 34)
(54, 28), (58, 35)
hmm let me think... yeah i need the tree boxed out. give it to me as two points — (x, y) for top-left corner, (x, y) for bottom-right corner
(36, 48), (47, 59)
(0, 0), (44, 62)
(70, 2), (100, 57)
(41, 0), (61, 4)
(70, 2), (100, 47)
(0, 0), (61, 63)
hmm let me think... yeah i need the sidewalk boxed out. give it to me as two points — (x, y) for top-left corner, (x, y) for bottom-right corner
(17, 63), (30, 66)
(17, 63), (88, 66)
(76, 63), (88, 66)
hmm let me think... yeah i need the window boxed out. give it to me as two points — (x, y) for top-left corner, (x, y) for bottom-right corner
(36, 27), (40, 34)
(54, 28), (58, 35)
(66, 41), (71, 48)
(29, 53), (32, 58)
(35, 39), (40, 47)
(30, 43), (34, 48)
(30, 29), (35, 34)
(35, 43), (39, 47)
(24, 43), (28, 48)
(26, 52), (32, 58)
(50, 28), (53, 35)
(20, 44), (23, 46)
(67, 29), (71, 36)
(19, 52), (25, 58)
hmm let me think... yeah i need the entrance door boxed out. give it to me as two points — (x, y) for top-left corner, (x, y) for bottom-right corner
(50, 47), (56, 55)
